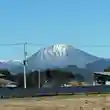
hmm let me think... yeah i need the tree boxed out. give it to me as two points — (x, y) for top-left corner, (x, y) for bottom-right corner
(0, 69), (15, 81)
(104, 67), (110, 72)
(0, 69), (11, 76)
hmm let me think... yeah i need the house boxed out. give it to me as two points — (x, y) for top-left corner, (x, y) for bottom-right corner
(93, 72), (110, 85)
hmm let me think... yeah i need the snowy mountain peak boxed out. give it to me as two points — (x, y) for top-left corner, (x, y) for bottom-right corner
(51, 44), (73, 57)
(52, 44), (72, 49)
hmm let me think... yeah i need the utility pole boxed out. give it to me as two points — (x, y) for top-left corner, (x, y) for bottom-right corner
(23, 42), (27, 88)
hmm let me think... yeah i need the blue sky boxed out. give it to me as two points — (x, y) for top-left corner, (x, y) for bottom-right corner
(0, 0), (110, 60)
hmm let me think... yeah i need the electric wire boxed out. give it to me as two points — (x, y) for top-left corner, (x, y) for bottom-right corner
(0, 42), (110, 47)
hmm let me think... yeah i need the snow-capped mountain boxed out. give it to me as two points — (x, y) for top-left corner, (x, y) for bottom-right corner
(1, 44), (110, 73)
(26, 44), (99, 71)
(0, 60), (23, 73)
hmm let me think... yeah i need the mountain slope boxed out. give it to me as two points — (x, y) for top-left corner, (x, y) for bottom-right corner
(26, 44), (99, 71)
(86, 58), (110, 72)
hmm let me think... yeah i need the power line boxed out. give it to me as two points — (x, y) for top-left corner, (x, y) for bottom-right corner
(81, 45), (110, 47)
(0, 43), (24, 46)
(27, 43), (45, 46)
(1, 42), (110, 47)
(23, 43), (110, 47)
(0, 43), (45, 47)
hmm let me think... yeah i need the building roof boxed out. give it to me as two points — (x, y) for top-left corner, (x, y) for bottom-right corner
(93, 72), (110, 76)
(0, 73), (6, 77)
(0, 78), (16, 85)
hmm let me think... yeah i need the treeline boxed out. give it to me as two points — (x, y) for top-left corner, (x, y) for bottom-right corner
(0, 69), (74, 88)
(104, 67), (110, 72)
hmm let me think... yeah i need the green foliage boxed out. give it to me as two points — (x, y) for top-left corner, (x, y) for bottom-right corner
(12, 68), (80, 88)
(0, 69), (11, 76)
(0, 69), (15, 82)
(104, 67), (110, 72)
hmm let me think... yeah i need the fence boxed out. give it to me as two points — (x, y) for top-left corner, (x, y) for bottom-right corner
(0, 85), (110, 98)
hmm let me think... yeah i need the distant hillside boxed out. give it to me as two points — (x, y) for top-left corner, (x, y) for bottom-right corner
(0, 60), (23, 73)
(86, 59), (110, 72)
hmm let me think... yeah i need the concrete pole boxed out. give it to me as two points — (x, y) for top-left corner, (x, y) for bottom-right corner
(23, 43), (27, 88)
